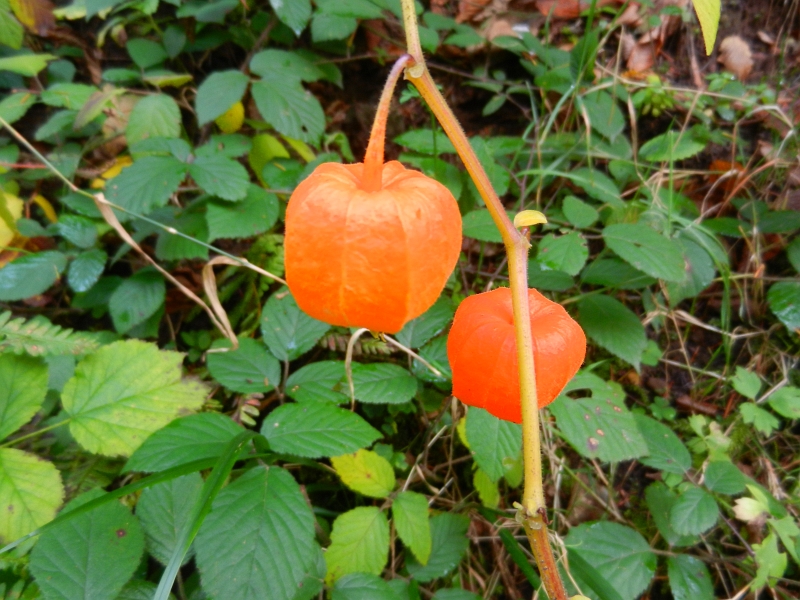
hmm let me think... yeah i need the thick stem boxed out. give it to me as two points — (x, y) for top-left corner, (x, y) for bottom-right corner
(398, 2), (569, 598)
(362, 54), (411, 192)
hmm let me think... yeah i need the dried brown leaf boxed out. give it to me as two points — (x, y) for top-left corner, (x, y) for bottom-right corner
(457, 0), (494, 23)
(718, 35), (753, 80)
(9, 0), (55, 36)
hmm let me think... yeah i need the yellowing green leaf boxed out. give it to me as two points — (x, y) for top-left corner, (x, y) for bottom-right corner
(62, 340), (207, 456)
(0, 53), (55, 76)
(9, 0), (54, 35)
(325, 506), (389, 584)
(392, 491), (431, 565)
(0, 192), (23, 249)
(0, 448), (64, 544)
(473, 469), (499, 509)
(331, 449), (395, 498)
(692, 0), (720, 55)
(0, 354), (47, 442)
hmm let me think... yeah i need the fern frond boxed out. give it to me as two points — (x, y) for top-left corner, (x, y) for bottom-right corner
(0, 311), (100, 356)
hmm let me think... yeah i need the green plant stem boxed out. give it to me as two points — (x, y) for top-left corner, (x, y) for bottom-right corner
(0, 420), (69, 449)
(398, 2), (566, 598)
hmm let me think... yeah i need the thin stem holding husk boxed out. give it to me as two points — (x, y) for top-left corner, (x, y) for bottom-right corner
(397, 1), (567, 598)
(361, 54), (411, 192)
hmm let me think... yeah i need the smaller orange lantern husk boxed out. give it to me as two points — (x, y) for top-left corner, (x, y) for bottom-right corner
(447, 287), (586, 423)
(284, 55), (462, 334)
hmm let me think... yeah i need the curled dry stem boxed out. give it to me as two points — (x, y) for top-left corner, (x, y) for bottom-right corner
(398, 1), (567, 597)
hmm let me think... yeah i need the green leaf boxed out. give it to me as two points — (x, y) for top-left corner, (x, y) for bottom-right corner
(407, 513), (469, 582)
(395, 297), (454, 349)
(332, 573), (403, 600)
(206, 337), (281, 394)
(667, 554), (715, 600)
(62, 340), (207, 457)
(393, 128), (456, 155)
(550, 388), (648, 463)
(249, 49), (325, 84)
(0, 250), (67, 301)
(767, 386), (800, 420)
(645, 482), (698, 547)
(117, 580), (172, 600)
(260, 401), (381, 458)
(767, 281), (800, 332)
(0, 354), (47, 441)
(105, 156), (187, 219)
(55, 214), (96, 248)
(704, 460), (747, 495)
(325, 506), (390, 584)
(0, 53), (54, 76)
(195, 466), (322, 600)
(562, 195), (599, 228)
(0, 7), (23, 49)
(433, 589), (480, 600)
(352, 363), (417, 405)
(581, 258), (655, 290)
(124, 413), (243, 473)
(127, 38), (167, 69)
(581, 90), (625, 140)
(465, 408), (522, 483)
(206, 185), (278, 241)
(260, 287), (330, 361)
(137, 473), (203, 566)
(152, 206), (209, 261)
(634, 414), (691, 474)
(270, 0), (311, 35)
(0, 448), (64, 545)
(332, 449), (395, 498)
(473, 469), (499, 509)
(392, 491), (431, 565)
(602, 223), (686, 282)
(127, 95), (181, 145)
(787, 238), (800, 273)
(195, 70), (249, 125)
(666, 237), (716, 305)
(567, 167), (621, 206)
(563, 549), (624, 600)
(752, 531), (787, 590)
(311, 12), (357, 42)
(40, 83), (97, 109)
(739, 403), (779, 436)
(640, 130), (706, 162)
(285, 360), (348, 404)
(462, 209), (502, 243)
(0, 92), (35, 124)
(577, 295), (647, 368)
(537, 231), (588, 276)
(412, 335), (451, 384)
(189, 154), (249, 201)
(68, 249), (107, 292)
(251, 79), (325, 144)
(565, 522), (656, 600)
(29, 489), (144, 600)
(108, 268), (165, 334)
(670, 486), (719, 536)
(731, 366), (761, 399)
(0, 311), (98, 356)
(691, 0), (721, 54)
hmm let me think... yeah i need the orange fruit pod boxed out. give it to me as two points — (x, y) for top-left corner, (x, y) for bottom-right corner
(447, 287), (586, 423)
(284, 57), (462, 334)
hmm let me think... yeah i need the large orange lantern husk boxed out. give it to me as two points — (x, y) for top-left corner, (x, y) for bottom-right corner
(284, 56), (462, 334)
(447, 287), (586, 423)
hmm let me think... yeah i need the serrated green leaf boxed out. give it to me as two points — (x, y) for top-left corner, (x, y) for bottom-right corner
(562, 196), (598, 229)
(105, 156), (187, 219)
(407, 513), (469, 582)
(260, 401), (381, 458)
(332, 572), (403, 600)
(537, 231), (588, 276)
(634, 413), (691, 474)
(667, 554), (715, 600)
(194, 466), (322, 600)
(40, 83), (96, 109)
(704, 460), (747, 495)
(251, 79), (325, 144)
(768, 386), (800, 420)
(473, 469), (499, 509)
(137, 473), (203, 566)
(152, 205), (209, 262)
(108, 268), (165, 334)
(465, 408), (521, 483)
(127, 38), (167, 69)
(565, 522), (656, 600)
(30, 489), (144, 600)
(0, 53), (54, 76)
(581, 258), (655, 290)
(195, 70), (249, 125)
(0, 251), (67, 301)
(645, 482), (698, 547)
(188, 154), (249, 201)
(285, 360), (348, 404)
(433, 589), (481, 600)
(325, 506), (390, 584)
(568, 167), (622, 206)
(62, 340), (207, 457)
(124, 413), (243, 473)
(692, 0), (720, 54)
(117, 580), (173, 600)
(310, 12), (357, 42)
(249, 49), (325, 84)
(767, 281), (800, 332)
(392, 491), (431, 565)
(752, 531), (786, 590)
(395, 297), (454, 349)
(127, 94), (181, 145)
(739, 403), (779, 436)
(0, 448), (64, 545)
(670, 486), (719, 536)
(394, 128), (456, 155)
(666, 236), (717, 305)
(206, 337), (281, 394)
(0, 8), (23, 50)
(577, 295), (647, 368)
(731, 366), (761, 399)
(581, 90), (625, 140)
(603, 223), (686, 282)
(0, 92), (35, 124)
(260, 287), (330, 361)
(640, 130), (706, 162)
(332, 449), (395, 498)
(0, 354), (47, 441)
(0, 311), (99, 356)
(270, 0), (311, 34)
(68, 249), (107, 293)
(206, 185), (278, 241)
(352, 363), (417, 405)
